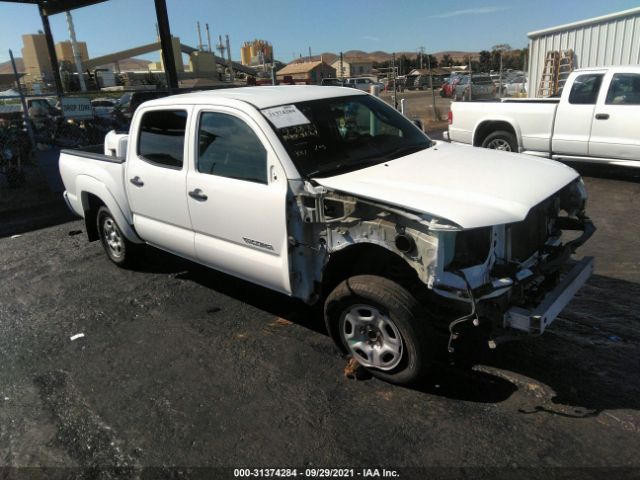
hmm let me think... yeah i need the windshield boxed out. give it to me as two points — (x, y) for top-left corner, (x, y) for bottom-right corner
(261, 95), (431, 178)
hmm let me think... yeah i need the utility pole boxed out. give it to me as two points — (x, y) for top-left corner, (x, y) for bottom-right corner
(225, 34), (234, 81)
(468, 55), (472, 101)
(339, 52), (344, 79)
(419, 46), (425, 70)
(66, 10), (86, 92)
(426, 48), (437, 120)
(9, 49), (36, 152)
(206, 23), (212, 52)
(492, 44), (511, 98)
(196, 21), (204, 51)
(392, 52), (398, 110)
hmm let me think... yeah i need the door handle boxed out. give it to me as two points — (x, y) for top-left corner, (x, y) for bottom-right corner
(188, 188), (208, 201)
(595, 113), (610, 120)
(129, 176), (144, 187)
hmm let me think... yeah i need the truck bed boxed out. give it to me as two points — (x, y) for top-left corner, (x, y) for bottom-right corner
(58, 146), (130, 222)
(448, 99), (559, 153)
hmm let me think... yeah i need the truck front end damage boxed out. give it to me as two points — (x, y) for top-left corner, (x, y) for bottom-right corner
(432, 177), (594, 346)
(287, 176), (594, 348)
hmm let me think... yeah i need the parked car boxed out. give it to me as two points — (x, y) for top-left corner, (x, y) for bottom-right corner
(91, 97), (117, 118)
(345, 77), (383, 91)
(405, 74), (440, 90)
(440, 74), (462, 98)
(384, 76), (405, 92)
(453, 74), (495, 101)
(59, 86), (594, 385)
(446, 66), (640, 166)
(320, 78), (348, 87)
(115, 91), (170, 122)
(504, 76), (528, 96)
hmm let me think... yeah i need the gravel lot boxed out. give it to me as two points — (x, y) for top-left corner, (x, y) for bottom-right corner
(0, 147), (639, 478)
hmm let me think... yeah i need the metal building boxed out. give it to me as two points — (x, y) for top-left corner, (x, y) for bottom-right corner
(528, 7), (640, 97)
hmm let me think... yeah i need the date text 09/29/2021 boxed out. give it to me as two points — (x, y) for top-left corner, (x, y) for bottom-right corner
(233, 468), (399, 478)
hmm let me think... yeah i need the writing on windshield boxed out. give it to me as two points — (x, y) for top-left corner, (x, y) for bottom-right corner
(261, 95), (431, 178)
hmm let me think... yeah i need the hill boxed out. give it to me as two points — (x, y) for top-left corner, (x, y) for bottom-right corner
(286, 50), (480, 65)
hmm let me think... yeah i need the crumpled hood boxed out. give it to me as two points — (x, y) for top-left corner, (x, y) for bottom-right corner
(313, 142), (579, 229)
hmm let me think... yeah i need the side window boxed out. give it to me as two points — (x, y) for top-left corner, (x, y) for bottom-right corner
(606, 73), (640, 105)
(568, 74), (604, 105)
(137, 110), (187, 168)
(197, 112), (268, 184)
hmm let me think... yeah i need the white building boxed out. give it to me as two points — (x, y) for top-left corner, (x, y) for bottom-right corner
(331, 58), (373, 78)
(528, 7), (640, 96)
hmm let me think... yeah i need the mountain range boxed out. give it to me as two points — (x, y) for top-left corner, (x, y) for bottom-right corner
(1, 50), (481, 75)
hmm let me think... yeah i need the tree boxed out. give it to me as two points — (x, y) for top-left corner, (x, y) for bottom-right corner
(492, 44), (511, 73)
(427, 54), (438, 69)
(479, 50), (491, 72)
(441, 54), (453, 67)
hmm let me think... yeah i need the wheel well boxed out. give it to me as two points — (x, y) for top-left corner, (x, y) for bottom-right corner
(473, 121), (517, 148)
(82, 193), (105, 242)
(321, 244), (425, 301)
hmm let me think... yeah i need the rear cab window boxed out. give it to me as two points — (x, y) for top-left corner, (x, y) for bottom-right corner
(568, 73), (604, 104)
(137, 109), (188, 168)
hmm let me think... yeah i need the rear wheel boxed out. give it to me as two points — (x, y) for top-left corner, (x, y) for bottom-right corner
(325, 275), (434, 385)
(97, 206), (139, 268)
(481, 130), (517, 152)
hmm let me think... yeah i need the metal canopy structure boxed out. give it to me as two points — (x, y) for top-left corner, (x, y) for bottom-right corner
(2, 0), (180, 93)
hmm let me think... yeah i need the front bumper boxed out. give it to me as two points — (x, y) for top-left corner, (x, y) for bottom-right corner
(503, 256), (593, 335)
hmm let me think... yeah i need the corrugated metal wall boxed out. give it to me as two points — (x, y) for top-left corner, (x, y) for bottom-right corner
(528, 8), (640, 97)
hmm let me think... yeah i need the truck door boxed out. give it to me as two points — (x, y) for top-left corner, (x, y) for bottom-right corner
(588, 71), (640, 161)
(185, 107), (291, 295)
(552, 72), (604, 156)
(126, 106), (196, 259)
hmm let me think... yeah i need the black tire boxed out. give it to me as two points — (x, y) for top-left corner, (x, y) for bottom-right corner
(481, 130), (518, 152)
(97, 206), (139, 268)
(324, 275), (434, 385)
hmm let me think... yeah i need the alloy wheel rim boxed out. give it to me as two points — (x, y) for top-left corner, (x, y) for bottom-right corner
(340, 304), (403, 371)
(102, 218), (124, 259)
(486, 138), (512, 151)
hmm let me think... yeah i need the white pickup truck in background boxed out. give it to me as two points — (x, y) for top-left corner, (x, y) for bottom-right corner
(446, 66), (640, 166)
(59, 86), (594, 385)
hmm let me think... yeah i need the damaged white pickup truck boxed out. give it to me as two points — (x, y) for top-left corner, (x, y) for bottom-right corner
(59, 86), (594, 385)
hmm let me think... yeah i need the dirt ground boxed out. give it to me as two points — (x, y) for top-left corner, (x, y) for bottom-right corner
(1, 125), (639, 479)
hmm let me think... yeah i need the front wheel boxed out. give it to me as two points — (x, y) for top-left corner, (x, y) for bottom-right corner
(481, 130), (517, 152)
(97, 206), (139, 268)
(324, 275), (434, 385)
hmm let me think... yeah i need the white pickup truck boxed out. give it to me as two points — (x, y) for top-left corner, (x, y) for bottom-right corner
(446, 66), (640, 167)
(59, 86), (594, 385)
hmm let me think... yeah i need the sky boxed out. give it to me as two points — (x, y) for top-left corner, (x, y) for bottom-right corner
(1, 0), (639, 65)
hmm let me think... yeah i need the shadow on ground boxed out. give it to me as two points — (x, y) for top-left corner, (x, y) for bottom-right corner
(136, 247), (640, 411)
(571, 163), (640, 183)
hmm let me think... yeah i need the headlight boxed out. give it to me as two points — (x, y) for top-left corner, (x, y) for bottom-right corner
(560, 178), (587, 217)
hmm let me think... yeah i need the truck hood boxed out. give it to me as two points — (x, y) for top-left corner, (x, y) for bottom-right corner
(313, 142), (579, 229)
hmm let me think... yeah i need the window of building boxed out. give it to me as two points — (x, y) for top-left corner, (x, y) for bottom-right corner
(137, 110), (187, 168)
(606, 73), (640, 105)
(197, 112), (268, 184)
(568, 74), (604, 105)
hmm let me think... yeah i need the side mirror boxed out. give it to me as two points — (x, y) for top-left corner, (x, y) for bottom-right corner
(412, 119), (424, 131)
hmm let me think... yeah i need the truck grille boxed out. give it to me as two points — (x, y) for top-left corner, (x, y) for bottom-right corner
(508, 201), (550, 262)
